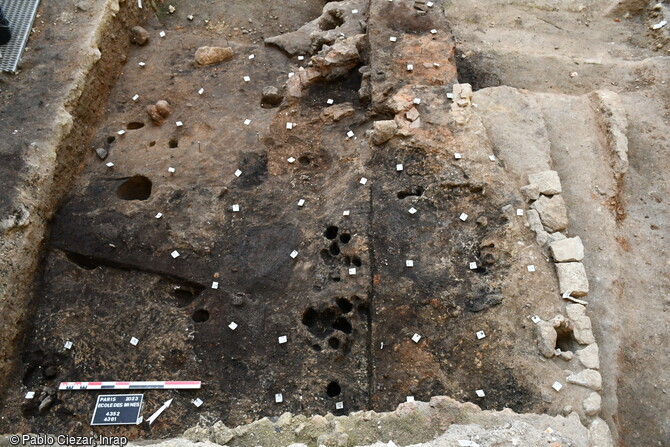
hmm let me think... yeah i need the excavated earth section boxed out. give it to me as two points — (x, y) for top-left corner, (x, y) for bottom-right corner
(1, 0), (669, 446)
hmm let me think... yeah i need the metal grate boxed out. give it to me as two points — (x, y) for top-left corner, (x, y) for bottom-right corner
(0, 0), (41, 73)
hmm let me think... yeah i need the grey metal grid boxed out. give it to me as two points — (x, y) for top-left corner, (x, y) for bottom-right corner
(0, 0), (41, 73)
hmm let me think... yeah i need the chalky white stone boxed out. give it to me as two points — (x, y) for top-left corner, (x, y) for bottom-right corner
(298, 55), (304, 61)
(489, 155), (496, 161)
(352, 9), (359, 13)
(413, 98), (421, 104)
(286, 122), (293, 130)
(343, 210), (350, 216)
(249, 54), (255, 60)
(430, 29), (437, 34)
(139, 62), (146, 67)
(531, 315), (542, 324)
(288, 72), (294, 78)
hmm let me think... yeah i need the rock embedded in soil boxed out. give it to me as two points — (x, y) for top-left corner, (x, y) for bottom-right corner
(550, 236), (584, 262)
(531, 194), (569, 232)
(555, 262), (589, 297)
(372, 120), (397, 145)
(576, 343), (600, 369)
(583, 392), (602, 416)
(95, 148), (108, 159)
(320, 103), (355, 123)
(528, 170), (562, 195)
(567, 369), (602, 391)
(195, 46), (234, 66)
(130, 26), (150, 46)
(261, 86), (283, 107)
(146, 100), (171, 126)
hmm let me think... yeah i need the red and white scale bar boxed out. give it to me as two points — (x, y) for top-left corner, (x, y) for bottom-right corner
(59, 381), (201, 390)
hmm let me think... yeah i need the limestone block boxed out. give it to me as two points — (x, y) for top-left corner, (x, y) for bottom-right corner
(565, 303), (586, 319)
(528, 170), (562, 195)
(521, 184), (540, 201)
(531, 195), (569, 232)
(536, 321), (557, 358)
(577, 343), (600, 369)
(567, 369), (602, 391)
(572, 316), (596, 345)
(550, 236), (584, 262)
(372, 120), (398, 145)
(556, 262), (589, 297)
(589, 417), (614, 447)
(195, 46), (234, 66)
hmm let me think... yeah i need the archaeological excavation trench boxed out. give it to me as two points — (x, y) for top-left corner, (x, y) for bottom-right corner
(1, 0), (669, 446)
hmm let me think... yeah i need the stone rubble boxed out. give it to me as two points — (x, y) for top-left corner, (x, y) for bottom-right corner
(195, 46), (234, 66)
(550, 236), (585, 262)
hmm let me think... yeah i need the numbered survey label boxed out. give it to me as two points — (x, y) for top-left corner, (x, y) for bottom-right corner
(90, 394), (143, 426)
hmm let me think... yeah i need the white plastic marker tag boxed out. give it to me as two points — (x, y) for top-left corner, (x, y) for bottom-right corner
(390, 36), (397, 42)
(106, 162), (115, 168)
(64, 341), (73, 350)
(155, 213), (163, 219)
(406, 396), (415, 402)
(228, 322), (238, 330)
(243, 76), (251, 82)
(531, 315), (542, 324)
(411, 333), (421, 343)
(290, 250), (299, 259)
(552, 382), (563, 392)
(335, 401), (344, 410)
(138, 0), (142, 9)
(278, 336), (288, 344)
(232, 204), (240, 212)
(211, 282), (219, 289)
(458, 441), (480, 447)
(430, 29), (437, 34)
(348, 268), (356, 275)
(288, 72), (294, 78)
(413, 98), (421, 104)
(244, 119), (251, 125)
(454, 152), (462, 159)
(327, 98), (334, 105)
(171, 250), (180, 258)
(516, 208), (524, 216)
(176, 121), (183, 127)
(469, 262), (477, 270)
(406, 260), (414, 267)
(488, 155), (496, 161)
(475, 389), (485, 397)
(396, 164), (403, 171)
(347, 131), (355, 138)
(130, 337), (139, 346)
(352, 9), (359, 14)
(288, 157), (296, 163)
(168, 167), (176, 173)
(133, 94), (139, 101)
(248, 54), (255, 60)
(545, 427), (554, 434)
(192, 398), (203, 407)
(343, 210), (350, 216)
(476, 331), (486, 339)
(286, 122), (293, 130)
(139, 62), (146, 67)
(25, 392), (35, 399)
(275, 393), (283, 403)
(235, 169), (242, 177)
(407, 64), (414, 71)
(409, 207), (417, 214)
(298, 199), (305, 207)
(460, 213), (468, 222)
(360, 177), (368, 185)
(527, 265), (536, 272)
(198, 88), (204, 95)
(426, 1), (434, 6)
(447, 93), (454, 99)
(117, 130), (126, 135)
(159, 31), (166, 38)
(298, 55), (304, 61)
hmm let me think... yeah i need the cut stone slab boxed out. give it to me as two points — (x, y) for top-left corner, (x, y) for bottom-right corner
(576, 343), (600, 369)
(195, 46), (234, 66)
(567, 369), (602, 391)
(520, 183), (540, 201)
(572, 316), (596, 345)
(536, 321), (557, 358)
(550, 236), (584, 262)
(555, 262), (589, 297)
(583, 392), (602, 416)
(372, 120), (397, 145)
(531, 194), (569, 232)
(528, 170), (562, 195)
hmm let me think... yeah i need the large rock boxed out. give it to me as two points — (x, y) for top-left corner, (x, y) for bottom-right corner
(528, 170), (562, 195)
(130, 26), (150, 46)
(146, 100), (171, 126)
(567, 369), (602, 391)
(536, 321), (557, 358)
(576, 343), (600, 369)
(550, 236), (584, 262)
(195, 46), (234, 66)
(531, 195), (569, 232)
(555, 262), (589, 297)
(372, 120), (397, 145)
(321, 103), (355, 123)
(583, 392), (602, 416)
(261, 86), (283, 107)
(520, 183), (540, 201)
(589, 417), (614, 447)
